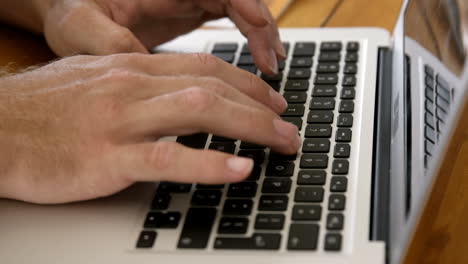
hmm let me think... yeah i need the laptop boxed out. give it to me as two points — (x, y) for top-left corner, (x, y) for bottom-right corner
(1, 0), (467, 263)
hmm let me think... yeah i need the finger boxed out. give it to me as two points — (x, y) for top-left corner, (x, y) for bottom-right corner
(115, 141), (254, 184)
(103, 53), (287, 113)
(195, 0), (269, 27)
(227, 7), (285, 74)
(123, 87), (300, 154)
(58, 6), (148, 55)
(111, 74), (279, 113)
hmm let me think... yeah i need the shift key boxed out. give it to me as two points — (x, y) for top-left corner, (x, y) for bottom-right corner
(178, 208), (217, 249)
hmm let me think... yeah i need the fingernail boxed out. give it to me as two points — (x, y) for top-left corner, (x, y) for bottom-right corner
(268, 49), (279, 74)
(226, 157), (254, 175)
(276, 40), (287, 59)
(269, 89), (287, 112)
(273, 119), (298, 139)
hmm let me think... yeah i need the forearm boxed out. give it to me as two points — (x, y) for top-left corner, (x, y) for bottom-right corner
(0, 0), (53, 33)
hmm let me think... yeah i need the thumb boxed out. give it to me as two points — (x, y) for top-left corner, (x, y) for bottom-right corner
(55, 6), (148, 55)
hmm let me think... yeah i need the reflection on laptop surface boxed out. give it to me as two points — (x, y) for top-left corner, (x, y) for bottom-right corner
(0, 0), (467, 263)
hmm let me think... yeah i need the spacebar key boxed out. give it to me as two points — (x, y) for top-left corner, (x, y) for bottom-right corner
(178, 208), (217, 249)
(214, 233), (281, 250)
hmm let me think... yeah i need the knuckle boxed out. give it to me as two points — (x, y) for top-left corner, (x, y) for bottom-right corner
(105, 28), (136, 54)
(194, 53), (221, 72)
(178, 87), (217, 114)
(101, 68), (141, 84)
(148, 142), (176, 171)
(203, 77), (229, 97)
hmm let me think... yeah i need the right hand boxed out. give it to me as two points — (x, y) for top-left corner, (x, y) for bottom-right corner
(0, 53), (300, 204)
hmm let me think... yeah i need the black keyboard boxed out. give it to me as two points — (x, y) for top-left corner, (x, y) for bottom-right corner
(136, 40), (360, 252)
(423, 65), (453, 168)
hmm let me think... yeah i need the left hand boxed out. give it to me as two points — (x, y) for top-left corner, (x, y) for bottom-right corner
(39, 0), (285, 74)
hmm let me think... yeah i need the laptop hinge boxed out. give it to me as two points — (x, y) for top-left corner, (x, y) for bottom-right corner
(370, 47), (392, 246)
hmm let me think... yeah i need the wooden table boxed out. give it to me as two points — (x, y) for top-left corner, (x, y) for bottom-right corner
(0, 0), (467, 263)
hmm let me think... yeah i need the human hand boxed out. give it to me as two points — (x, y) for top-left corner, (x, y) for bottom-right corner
(0, 53), (299, 204)
(38, 0), (285, 74)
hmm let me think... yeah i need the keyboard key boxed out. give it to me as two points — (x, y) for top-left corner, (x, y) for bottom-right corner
(262, 72), (283, 82)
(213, 52), (235, 63)
(425, 126), (436, 143)
(238, 65), (257, 74)
(328, 194), (346, 210)
(302, 138), (330, 153)
(425, 112), (435, 129)
(346, 42), (359, 51)
(177, 133), (208, 149)
(324, 233), (342, 251)
(288, 68), (312, 79)
(282, 117), (303, 130)
(283, 92), (307, 104)
(327, 213), (344, 230)
(278, 60), (286, 71)
(265, 161), (295, 177)
(330, 177), (348, 192)
(341, 87), (356, 99)
(145, 212), (181, 229)
(213, 43), (238, 52)
(196, 184), (225, 189)
(246, 165), (262, 181)
(336, 129), (352, 142)
(287, 224), (319, 250)
(309, 97), (335, 110)
(262, 178), (292, 193)
(255, 214), (285, 230)
(319, 52), (341, 62)
(241, 43), (251, 54)
(178, 208), (217, 249)
(316, 63), (340, 73)
(297, 170), (326, 185)
(209, 142), (236, 154)
(425, 86), (435, 102)
(425, 99), (434, 114)
(291, 57), (313, 68)
(211, 135), (236, 142)
(157, 182), (192, 193)
(332, 159), (349, 174)
(424, 64), (434, 77)
(285, 80), (310, 91)
(238, 150), (266, 164)
(300, 154), (329, 168)
(337, 114), (353, 127)
(436, 96), (450, 112)
(339, 100), (354, 113)
(151, 193), (171, 210)
(258, 195), (289, 211)
(345, 52), (358, 62)
(269, 151), (297, 161)
(436, 75), (450, 91)
(308, 110), (334, 124)
(223, 199), (253, 215)
(295, 187), (324, 202)
(214, 233), (281, 250)
(342, 75), (356, 86)
(313, 85), (337, 97)
(136, 231), (157, 248)
(191, 190), (222, 206)
(267, 81), (281, 92)
(305, 124), (332, 138)
(321, 42), (342, 51)
(292, 205), (322, 220)
(293, 42), (316, 57)
(344, 63), (357, 74)
(218, 217), (249, 234)
(334, 144), (351, 158)
(425, 75), (434, 90)
(228, 182), (258, 198)
(240, 142), (266, 149)
(436, 107), (447, 122)
(238, 54), (254, 65)
(425, 139), (434, 156)
(315, 74), (338, 85)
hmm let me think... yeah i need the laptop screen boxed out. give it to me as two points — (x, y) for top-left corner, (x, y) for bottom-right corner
(405, 0), (467, 77)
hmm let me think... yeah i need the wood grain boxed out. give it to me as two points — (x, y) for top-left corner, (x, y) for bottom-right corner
(0, 1), (467, 263)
